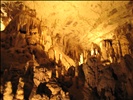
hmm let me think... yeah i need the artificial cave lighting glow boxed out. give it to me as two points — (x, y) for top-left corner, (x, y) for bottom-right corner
(0, 21), (5, 31)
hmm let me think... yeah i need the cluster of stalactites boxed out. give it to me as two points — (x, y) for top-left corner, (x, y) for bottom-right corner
(4, 8), (42, 36)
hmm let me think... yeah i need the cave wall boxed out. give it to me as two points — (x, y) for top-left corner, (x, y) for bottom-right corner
(0, 8), (75, 71)
(1, 1), (133, 100)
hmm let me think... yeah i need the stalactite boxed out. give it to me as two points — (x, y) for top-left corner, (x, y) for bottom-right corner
(126, 45), (129, 54)
(115, 44), (119, 59)
(54, 50), (56, 62)
(79, 53), (83, 65)
(59, 54), (62, 61)
(107, 41), (110, 58)
(40, 31), (43, 45)
(118, 40), (123, 57)
(83, 50), (87, 63)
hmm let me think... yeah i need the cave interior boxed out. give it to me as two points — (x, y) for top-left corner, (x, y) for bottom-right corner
(0, 1), (133, 100)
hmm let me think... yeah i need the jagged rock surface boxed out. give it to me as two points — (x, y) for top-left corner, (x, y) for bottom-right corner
(1, 1), (133, 100)
(82, 55), (133, 100)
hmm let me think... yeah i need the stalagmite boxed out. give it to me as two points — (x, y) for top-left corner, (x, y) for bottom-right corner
(55, 65), (59, 78)
(32, 54), (35, 61)
(15, 77), (24, 100)
(3, 81), (13, 100)
(75, 66), (78, 77)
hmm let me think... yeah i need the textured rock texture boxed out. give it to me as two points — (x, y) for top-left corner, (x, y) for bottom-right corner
(0, 1), (133, 100)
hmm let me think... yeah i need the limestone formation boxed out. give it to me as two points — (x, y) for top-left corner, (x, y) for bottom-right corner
(1, 1), (133, 100)
(3, 81), (13, 100)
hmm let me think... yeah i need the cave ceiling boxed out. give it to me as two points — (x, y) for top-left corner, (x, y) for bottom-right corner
(1, 1), (133, 50)
(1, 1), (133, 100)
(22, 1), (132, 49)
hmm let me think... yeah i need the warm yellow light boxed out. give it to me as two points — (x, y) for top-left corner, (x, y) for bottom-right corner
(79, 53), (83, 65)
(91, 49), (94, 56)
(0, 21), (5, 31)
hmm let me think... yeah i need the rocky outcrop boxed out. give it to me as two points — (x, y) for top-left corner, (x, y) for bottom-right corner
(0, 9), (76, 100)
(1, 1), (133, 100)
(82, 55), (133, 100)
(0, 8), (75, 71)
